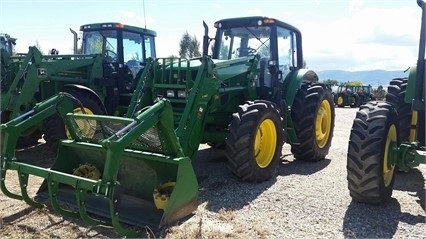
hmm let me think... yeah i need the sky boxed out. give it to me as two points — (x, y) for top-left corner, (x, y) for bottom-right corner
(0, 0), (423, 71)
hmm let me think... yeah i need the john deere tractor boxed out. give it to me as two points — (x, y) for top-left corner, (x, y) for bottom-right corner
(1, 17), (335, 236)
(347, 0), (426, 204)
(355, 84), (375, 106)
(1, 23), (157, 148)
(335, 85), (359, 108)
(0, 33), (17, 55)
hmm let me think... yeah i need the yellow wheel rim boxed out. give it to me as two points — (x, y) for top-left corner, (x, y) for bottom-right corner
(315, 100), (332, 148)
(337, 96), (344, 105)
(254, 119), (277, 168)
(383, 124), (396, 187)
(66, 107), (96, 139)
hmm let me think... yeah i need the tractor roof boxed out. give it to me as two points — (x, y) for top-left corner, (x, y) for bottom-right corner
(80, 22), (156, 37)
(214, 16), (301, 35)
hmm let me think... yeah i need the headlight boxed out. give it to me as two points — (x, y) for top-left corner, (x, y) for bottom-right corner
(178, 91), (186, 98)
(166, 90), (175, 97)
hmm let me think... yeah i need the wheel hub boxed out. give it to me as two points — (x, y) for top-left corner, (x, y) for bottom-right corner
(315, 100), (332, 148)
(254, 119), (277, 168)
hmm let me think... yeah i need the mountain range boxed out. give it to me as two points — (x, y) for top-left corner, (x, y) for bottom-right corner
(317, 69), (409, 87)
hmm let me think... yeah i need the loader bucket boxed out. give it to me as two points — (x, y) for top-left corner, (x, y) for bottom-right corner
(1, 97), (198, 237)
(37, 142), (198, 231)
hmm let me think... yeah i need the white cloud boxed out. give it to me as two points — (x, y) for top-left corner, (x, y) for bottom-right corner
(302, 5), (420, 71)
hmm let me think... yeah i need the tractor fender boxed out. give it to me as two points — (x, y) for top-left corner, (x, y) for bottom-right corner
(61, 84), (107, 113)
(405, 65), (417, 104)
(282, 69), (319, 107)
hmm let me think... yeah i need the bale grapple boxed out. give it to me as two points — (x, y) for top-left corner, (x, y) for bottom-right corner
(0, 93), (198, 236)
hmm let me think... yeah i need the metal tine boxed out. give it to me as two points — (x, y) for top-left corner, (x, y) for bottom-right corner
(75, 187), (104, 226)
(47, 180), (79, 218)
(17, 171), (43, 208)
(108, 190), (141, 238)
(1, 166), (23, 200)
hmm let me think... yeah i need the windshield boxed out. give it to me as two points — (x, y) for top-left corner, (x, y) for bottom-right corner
(216, 26), (271, 60)
(82, 30), (117, 55)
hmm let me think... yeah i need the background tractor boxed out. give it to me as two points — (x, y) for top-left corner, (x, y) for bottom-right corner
(0, 33), (17, 55)
(1, 16), (335, 236)
(334, 85), (359, 107)
(0, 23), (157, 148)
(347, 0), (425, 204)
(355, 84), (375, 106)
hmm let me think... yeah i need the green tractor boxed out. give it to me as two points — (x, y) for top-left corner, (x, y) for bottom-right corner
(0, 33), (17, 55)
(335, 85), (359, 108)
(347, 0), (426, 204)
(1, 23), (157, 148)
(355, 84), (375, 106)
(1, 17), (335, 236)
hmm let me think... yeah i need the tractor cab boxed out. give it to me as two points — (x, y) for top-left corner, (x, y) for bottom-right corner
(79, 23), (157, 114)
(207, 17), (304, 99)
(0, 33), (17, 56)
(80, 23), (156, 92)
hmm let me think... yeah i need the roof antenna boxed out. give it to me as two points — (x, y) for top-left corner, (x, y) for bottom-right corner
(143, 0), (147, 29)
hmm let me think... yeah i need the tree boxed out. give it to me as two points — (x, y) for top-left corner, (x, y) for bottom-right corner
(34, 40), (44, 55)
(178, 31), (201, 58)
(322, 79), (339, 86)
(344, 80), (363, 86)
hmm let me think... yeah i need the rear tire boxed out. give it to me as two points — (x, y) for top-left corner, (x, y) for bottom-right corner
(291, 83), (335, 161)
(347, 102), (397, 204)
(350, 95), (359, 108)
(43, 92), (105, 151)
(225, 100), (284, 182)
(386, 78), (412, 142)
(16, 130), (42, 148)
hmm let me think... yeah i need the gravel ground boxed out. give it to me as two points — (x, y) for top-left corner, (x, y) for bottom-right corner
(0, 107), (425, 238)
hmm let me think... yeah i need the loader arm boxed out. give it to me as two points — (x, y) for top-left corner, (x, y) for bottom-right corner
(126, 55), (259, 160)
(1, 46), (103, 119)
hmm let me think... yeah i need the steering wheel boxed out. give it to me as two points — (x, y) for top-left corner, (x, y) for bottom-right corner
(236, 47), (257, 56)
(104, 49), (117, 62)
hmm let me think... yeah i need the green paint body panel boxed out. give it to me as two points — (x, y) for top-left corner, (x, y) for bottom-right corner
(405, 65), (417, 104)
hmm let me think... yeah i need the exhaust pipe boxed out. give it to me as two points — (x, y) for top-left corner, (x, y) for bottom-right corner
(70, 28), (78, 54)
(202, 21), (209, 56)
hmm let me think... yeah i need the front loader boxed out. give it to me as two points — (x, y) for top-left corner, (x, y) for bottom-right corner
(1, 23), (157, 148)
(347, 0), (426, 204)
(1, 17), (335, 236)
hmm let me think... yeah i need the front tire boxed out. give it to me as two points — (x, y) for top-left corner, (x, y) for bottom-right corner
(336, 94), (345, 107)
(291, 83), (335, 161)
(225, 100), (284, 182)
(347, 102), (398, 204)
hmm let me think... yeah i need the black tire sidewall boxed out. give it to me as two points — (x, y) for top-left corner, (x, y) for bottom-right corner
(291, 83), (335, 161)
(347, 102), (398, 204)
(226, 100), (283, 182)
